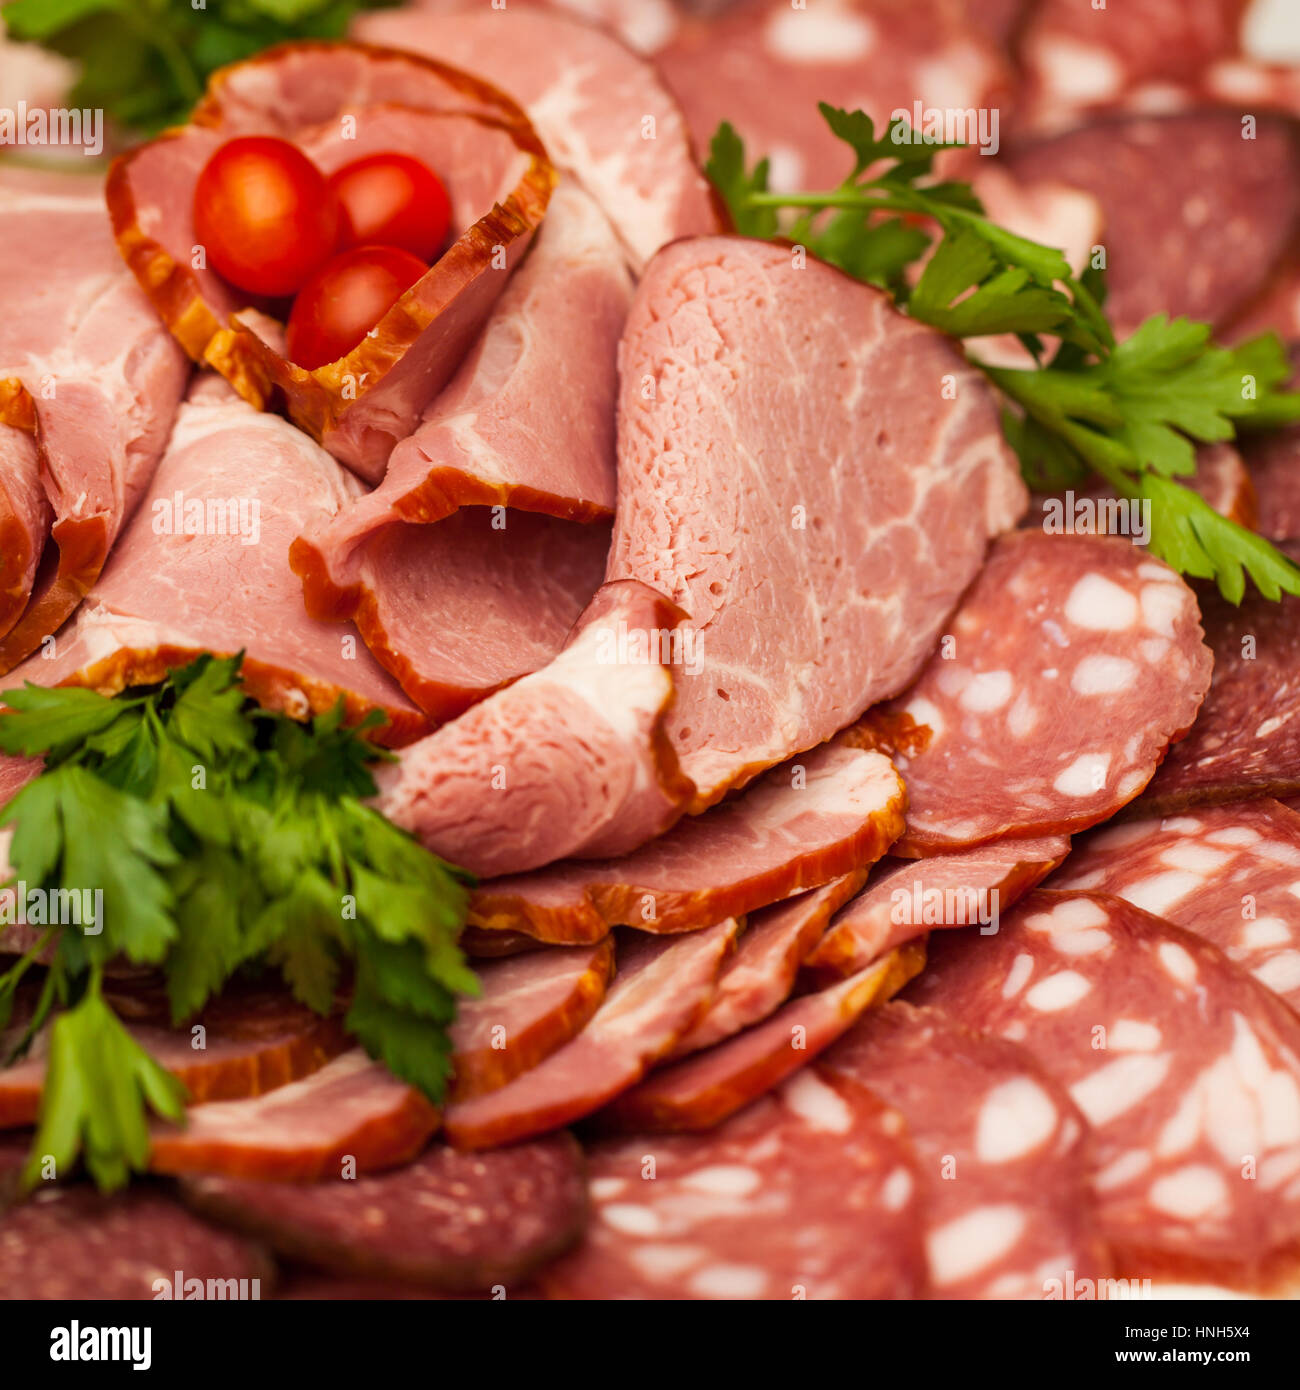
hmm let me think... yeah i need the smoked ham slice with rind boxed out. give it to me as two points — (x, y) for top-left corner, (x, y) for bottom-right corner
(1052, 801), (1300, 1009)
(909, 891), (1300, 1291)
(819, 1002), (1110, 1300)
(803, 838), (1070, 984)
(443, 920), (739, 1150)
(667, 871), (867, 1058)
(448, 939), (615, 1102)
(465, 745), (906, 944)
(0, 381), (47, 640)
(599, 940), (924, 1134)
(866, 532), (1212, 855)
(540, 1069), (927, 1300)
(107, 40), (553, 481)
(181, 1132), (585, 1292)
(4, 378), (426, 747)
(148, 1050), (439, 1181)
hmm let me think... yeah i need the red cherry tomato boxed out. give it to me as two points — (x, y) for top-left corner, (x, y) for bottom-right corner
(286, 245), (428, 370)
(328, 153), (452, 261)
(194, 136), (339, 298)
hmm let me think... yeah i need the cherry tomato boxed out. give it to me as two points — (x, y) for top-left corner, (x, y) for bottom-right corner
(193, 136), (339, 298)
(286, 245), (428, 370)
(328, 152), (452, 261)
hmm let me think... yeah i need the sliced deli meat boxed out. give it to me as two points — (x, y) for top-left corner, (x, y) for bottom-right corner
(613, 236), (1025, 809)
(443, 920), (740, 1150)
(374, 579), (692, 877)
(181, 1132), (586, 1292)
(804, 838), (1070, 983)
(108, 40), (553, 480)
(1245, 426), (1300, 543)
(467, 745), (906, 944)
(149, 1050), (439, 1181)
(541, 1070), (927, 1300)
(820, 1001), (1109, 1300)
(0, 383), (47, 640)
(867, 532), (1212, 854)
(600, 940), (924, 1133)
(1053, 801), (1300, 1010)
(910, 891), (1300, 1289)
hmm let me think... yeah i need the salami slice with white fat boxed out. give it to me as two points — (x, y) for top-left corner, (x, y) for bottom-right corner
(449, 939), (614, 1101)
(149, 1050), (439, 1181)
(804, 838), (1069, 983)
(909, 890), (1300, 1289)
(1052, 801), (1300, 1009)
(866, 532), (1211, 855)
(181, 1132), (586, 1292)
(468, 745), (905, 943)
(819, 1001), (1109, 1299)
(540, 1069), (926, 1300)
(444, 921), (739, 1150)
(599, 942), (924, 1134)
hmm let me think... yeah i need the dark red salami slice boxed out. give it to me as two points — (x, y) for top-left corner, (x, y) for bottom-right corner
(541, 1069), (926, 1300)
(1245, 427), (1300, 543)
(819, 1001), (1110, 1299)
(804, 838), (1069, 983)
(468, 745), (905, 943)
(449, 939), (614, 1102)
(909, 890), (1300, 1290)
(0, 1183), (271, 1300)
(149, 1050), (439, 1181)
(1140, 542), (1300, 811)
(181, 1132), (585, 1292)
(444, 921), (739, 1150)
(600, 941), (924, 1134)
(865, 532), (1211, 855)
(1053, 801), (1300, 1009)
(667, 871), (865, 1059)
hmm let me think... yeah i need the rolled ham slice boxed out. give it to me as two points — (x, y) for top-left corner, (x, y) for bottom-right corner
(0, 381), (48, 640)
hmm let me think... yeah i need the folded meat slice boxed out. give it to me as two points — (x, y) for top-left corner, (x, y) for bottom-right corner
(356, 3), (721, 271)
(467, 744), (906, 944)
(373, 579), (693, 873)
(0, 382), (48, 640)
(5, 377), (426, 746)
(613, 237), (1026, 810)
(0, 178), (188, 672)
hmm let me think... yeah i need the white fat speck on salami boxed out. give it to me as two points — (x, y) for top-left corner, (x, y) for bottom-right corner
(909, 890), (1300, 1290)
(867, 532), (1211, 855)
(541, 1069), (926, 1300)
(1052, 801), (1300, 1009)
(819, 1001), (1109, 1299)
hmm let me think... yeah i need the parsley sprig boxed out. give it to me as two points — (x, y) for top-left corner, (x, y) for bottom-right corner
(0, 656), (474, 1190)
(708, 104), (1300, 603)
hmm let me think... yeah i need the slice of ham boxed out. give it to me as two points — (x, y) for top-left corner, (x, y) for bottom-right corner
(108, 40), (553, 481)
(804, 838), (1071, 983)
(864, 531), (1212, 854)
(4, 377), (426, 746)
(149, 1050), (439, 1180)
(443, 919), (740, 1150)
(467, 744), (906, 944)
(668, 871), (866, 1058)
(613, 236), (1025, 810)
(0, 177), (188, 672)
(448, 938), (615, 1101)
(373, 579), (692, 876)
(0, 382), (48, 639)
(599, 940), (924, 1133)
(357, 4), (721, 272)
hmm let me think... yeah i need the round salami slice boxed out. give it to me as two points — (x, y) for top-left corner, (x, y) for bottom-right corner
(909, 890), (1300, 1290)
(181, 1132), (585, 1292)
(149, 1050), (439, 1181)
(450, 939), (614, 1102)
(0, 1183), (271, 1300)
(819, 1001), (1110, 1300)
(867, 532), (1212, 855)
(804, 838), (1069, 983)
(599, 942), (923, 1134)
(1052, 800), (1300, 1009)
(541, 1069), (926, 1300)
(1245, 425), (1300, 543)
